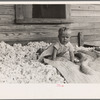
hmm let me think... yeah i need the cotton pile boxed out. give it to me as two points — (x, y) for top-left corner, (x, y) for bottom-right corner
(0, 41), (99, 83)
(0, 41), (66, 83)
(75, 45), (94, 51)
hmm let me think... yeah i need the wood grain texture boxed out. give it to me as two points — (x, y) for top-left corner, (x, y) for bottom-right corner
(0, 4), (100, 45)
(0, 25), (100, 37)
(0, 30), (100, 44)
(71, 16), (100, 22)
(71, 11), (100, 17)
(71, 29), (100, 36)
(84, 34), (100, 41)
(1, 22), (100, 31)
(0, 15), (14, 24)
(71, 4), (100, 11)
(0, 5), (14, 8)
(0, 9), (14, 15)
(43, 59), (100, 83)
(16, 18), (72, 24)
(69, 23), (100, 29)
(0, 5), (15, 24)
(0, 31), (78, 43)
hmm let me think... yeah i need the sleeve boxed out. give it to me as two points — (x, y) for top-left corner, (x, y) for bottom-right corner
(53, 42), (60, 50)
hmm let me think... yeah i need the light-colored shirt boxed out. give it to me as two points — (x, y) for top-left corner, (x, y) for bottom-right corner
(38, 41), (74, 60)
(53, 41), (74, 57)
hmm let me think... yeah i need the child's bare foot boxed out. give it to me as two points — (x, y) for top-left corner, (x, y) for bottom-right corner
(80, 63), (95, 75)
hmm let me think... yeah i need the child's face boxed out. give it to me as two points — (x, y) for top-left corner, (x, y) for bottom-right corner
(59, 31), (71, 45)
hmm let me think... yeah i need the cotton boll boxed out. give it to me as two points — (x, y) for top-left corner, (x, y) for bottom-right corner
(75, 45), (94, 52)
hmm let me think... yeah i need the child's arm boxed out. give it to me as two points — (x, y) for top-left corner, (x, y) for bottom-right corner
(69, 43), (75, 62)
(69, 50), (74, 62)
(51, 47), (57, 60)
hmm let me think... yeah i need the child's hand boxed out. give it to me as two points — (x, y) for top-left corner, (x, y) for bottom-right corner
(74, 58), (80, 63)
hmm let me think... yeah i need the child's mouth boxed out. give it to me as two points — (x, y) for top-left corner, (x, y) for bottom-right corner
(64, 41), (67, 43)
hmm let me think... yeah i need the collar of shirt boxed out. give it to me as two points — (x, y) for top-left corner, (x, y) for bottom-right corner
(58, 40), (70, 47)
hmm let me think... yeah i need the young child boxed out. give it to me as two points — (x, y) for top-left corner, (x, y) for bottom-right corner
(37, 27), (75, 63)
(74, 46), (100, 74)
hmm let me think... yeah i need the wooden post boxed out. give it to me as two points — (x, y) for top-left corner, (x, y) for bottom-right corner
(78, 32), (84, 47)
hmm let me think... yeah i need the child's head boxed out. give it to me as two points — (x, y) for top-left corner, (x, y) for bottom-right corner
(58, 27), (71, 45)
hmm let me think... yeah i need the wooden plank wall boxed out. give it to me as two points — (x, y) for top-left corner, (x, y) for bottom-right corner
(70, 4), (100, 45)
(0, 4), (100, 45)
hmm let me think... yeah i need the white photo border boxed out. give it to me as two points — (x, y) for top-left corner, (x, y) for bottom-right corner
(0, 1), (100, 99)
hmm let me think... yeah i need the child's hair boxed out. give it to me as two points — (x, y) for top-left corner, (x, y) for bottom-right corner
(58, 27), (71, 36)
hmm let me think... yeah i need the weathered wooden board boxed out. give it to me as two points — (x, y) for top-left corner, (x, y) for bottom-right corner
(0, 31), (78, 44)
(71, 11), (100, 17)
(0, 7), (14, 15)
(71, 16), (100, 22)
(0, 26), (100, 39)
(1, 23), (100, 33)
(84, 34), (100, 41)
(0, 5), (14, 24)
(71, 4), (100, 11)
(71, 29), (100, 36)
(0, 23), (100, 30)
(0, 25), (69, 32)
(0, 9), (14, 15)
(16, 18), (72, 24)
(43, 58), (100, 83)
(0, 15), (14, 24)
(1, 22), (100, 31)
(70, 23), (100, 30)
(0, 5), (14, 8)
(84, 41), (100, 47)
(0, 30), (99, 44)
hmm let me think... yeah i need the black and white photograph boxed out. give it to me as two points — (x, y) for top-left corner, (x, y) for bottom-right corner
(0, 1), (100, 99)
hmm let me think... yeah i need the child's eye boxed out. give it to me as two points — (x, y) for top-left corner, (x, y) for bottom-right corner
(66, 36), (69, 38)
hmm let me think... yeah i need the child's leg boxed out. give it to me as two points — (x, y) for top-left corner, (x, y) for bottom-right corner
(80, 59), (95, 75)
(75, 52), (95, 74)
